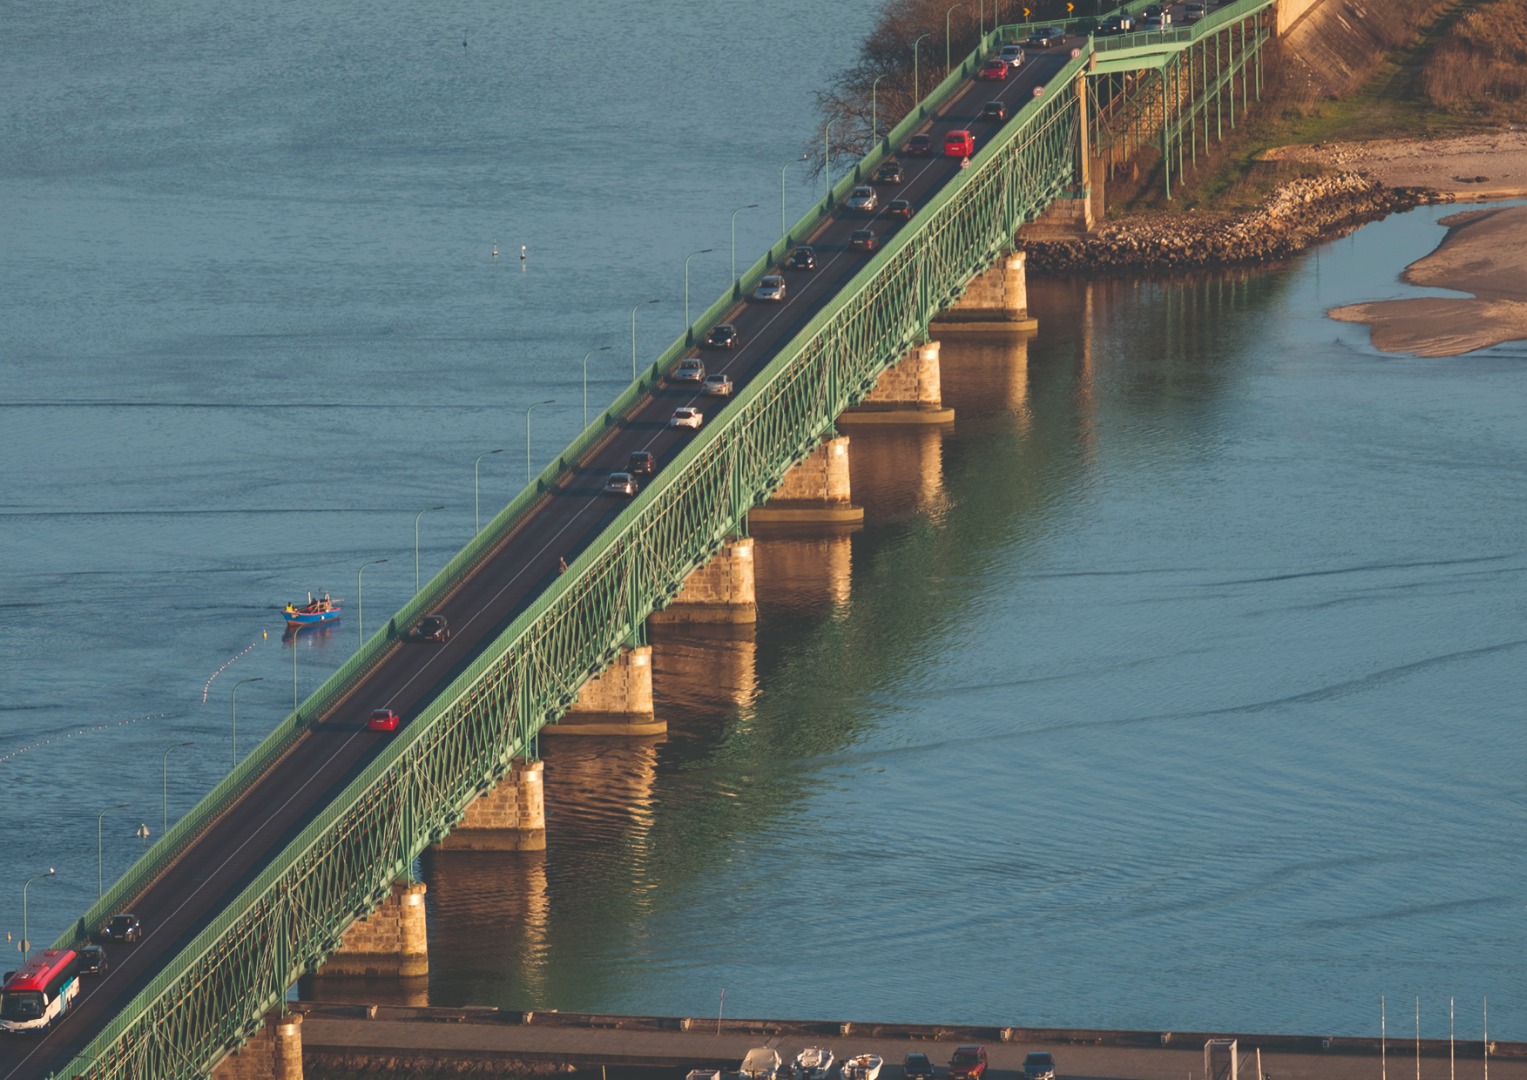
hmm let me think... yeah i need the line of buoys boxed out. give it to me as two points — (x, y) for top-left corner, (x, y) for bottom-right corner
(0, 713), (170, 766)
(201, 635), (265, 703)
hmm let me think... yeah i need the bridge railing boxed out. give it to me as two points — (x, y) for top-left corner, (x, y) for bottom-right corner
(1091, 0), (1275, 56)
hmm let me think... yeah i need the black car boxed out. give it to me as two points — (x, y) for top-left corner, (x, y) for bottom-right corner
(627, 450), (656, 476)
(405, 614), (451, 642)
(786, 245), (817, 270)
(981, 100), (1007, 122)
(1099, 14), (1135, 33)
(1142, 3), (1164, 15)
(1022, 1053), (1055, 1080)
(101, 913), (141, 943)
(849, 228), (877, 251)
(1025, 26), (1065, 47)
(906, 133), (933, 156)
(704, 323), (741, 349)
(873, 161), (904, 185)
(77, 945), (109, 974)
(887, 198), (913, 220)
(904, 1053), (936, 1080)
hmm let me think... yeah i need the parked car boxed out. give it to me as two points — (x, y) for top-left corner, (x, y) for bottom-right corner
(903, 1053), (936, 1080)
(669, 406), (703, 430)
(76, 946), (108, 975)
(874, 161), (905, 184)
(753, 274), (787, 302)
(906, 133), (934, 156)
(786, 245), (818, 270)
(101, 914), (141, 944)
(605, 471), (638, 496)
(846, 184), (878, 212)
(849, 228), (877, 251)
(981, 100), (1007, 121)
(704, 323), (740, 349)
(674, 357), (705, 382)
(979, 57), (1009, 80)
(404, 614), (451, 642)
(887, 198), (913, 220)
(944, 129), (975, 158)
(1022, 1053), (1056, 1080)
(947, 1047), (987, 1080)
(366, 708), (400, 732)
(627, 450), (656, 475)
(702, 373), (733, 396)
(998, 43), (1025, 66)
(1025, 26), (1065, 47)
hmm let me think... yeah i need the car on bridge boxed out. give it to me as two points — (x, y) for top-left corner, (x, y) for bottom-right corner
(887, 198), (913, 220)
(605, 471), (639, 496)
(906, 133), (933, 156)
(703, 373), (733, 396)
(1183, 2), (1206, 21)
(998, 43), (1025, 67)
(77, 945), (108, 975)
(786, 245), (817, 270)
(873, 160), (904, 185)
(849, 228), (877, 251)
(1140, 13), (1170, 30)
(979, 57), (1009, 80)
(846, 185), (878, 212)
(366, 709), (401, 732)
(674, 357), (705, 381)
(100, 913), (141, 943)
(627, 450), (655, 476)
(404, 614), (451, 643)
(1025, 26), (1065, 47)
(944, 129), (975, 158)
(753, 274), (787, 302)
(669, 406), (703, 430)
(1022, 1052), (1056, 1080)
(1099, 13), (1135, 33)
(704, 323), (741, 349)
(981, 100), (1007, 122)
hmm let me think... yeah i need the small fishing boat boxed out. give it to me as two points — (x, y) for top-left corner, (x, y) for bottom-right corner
(841, 1055), (882, 1080)
(740, 1047), (782, 1080)
(793, 1047), (834, 1080)
(284, 592), (340, 629)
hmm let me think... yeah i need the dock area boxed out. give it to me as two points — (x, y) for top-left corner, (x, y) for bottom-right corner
(293, 1004), (1526, 1079)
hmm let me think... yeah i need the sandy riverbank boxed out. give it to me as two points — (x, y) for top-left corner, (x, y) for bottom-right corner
(1263, 129), (1527, 200)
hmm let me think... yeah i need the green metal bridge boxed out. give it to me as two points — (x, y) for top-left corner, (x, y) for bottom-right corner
(27, 4), (1275, 1076)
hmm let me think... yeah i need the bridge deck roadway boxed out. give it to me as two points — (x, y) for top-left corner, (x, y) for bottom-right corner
(0, 45), (1071, 1080)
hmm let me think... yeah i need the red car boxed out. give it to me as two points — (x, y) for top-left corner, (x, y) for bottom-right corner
(948, 1046), (988, 1080)
(906, 133), (933, 156)
(944, 129), (975, 158)
(367, 708), (400, 732)
(979, 58), (1009, 80)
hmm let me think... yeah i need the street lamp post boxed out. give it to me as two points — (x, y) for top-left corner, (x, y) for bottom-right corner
(19, 869), (55, 957)
(582, 347), (612, 429)
(473, 449), (504, 534)
(630, 299), (660, 380)
(356, 560), (387, 645)
(683, 248), (714, 341)
(162, 741), (194, 836)
(872, 74), (887, 147)
(824, 118), (836, 195)
(98, 802), (129, 898)
(414, 504), (444, 593)
(947, 3), (965, 72)
(729, 205), (758, 291)
(525, 400), (554, 484)
(231, 676), (264, 769)
(781, 154), (809, 238)
(913, 32), (933, 105)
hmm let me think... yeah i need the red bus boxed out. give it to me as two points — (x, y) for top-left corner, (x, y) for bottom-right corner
(0, 949), (80, 1034)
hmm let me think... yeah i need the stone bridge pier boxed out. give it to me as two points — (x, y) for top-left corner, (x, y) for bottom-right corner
(841, 340), (955, 426)
(751, 434), (865, 527)
(212, 1011), (303, 1080)
(931, 252), (1039, 335)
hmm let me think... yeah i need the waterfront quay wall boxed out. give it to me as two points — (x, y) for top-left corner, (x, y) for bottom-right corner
(295, 1003), (1525, 1078)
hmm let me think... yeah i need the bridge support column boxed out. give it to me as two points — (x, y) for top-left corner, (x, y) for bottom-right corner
(546, 646), (664, 736)
(651, 537), (758, 625)
(320, 880), (428, 979)
(213, 1011), (303, 1080)
(839, 341), (955, 426)
(751, 435), (864, 527)
(434, 758), (546, 851)
(931, 253), (1039, 335)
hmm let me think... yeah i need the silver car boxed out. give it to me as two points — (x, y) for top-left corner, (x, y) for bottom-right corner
(753, 274), (787, 302)
(845, 185), (877, 212)
(673, 358), (705, 382)
(703, 373), (733, 396)
(998, 44), (1025, 67)
(605, 471), (638, 496)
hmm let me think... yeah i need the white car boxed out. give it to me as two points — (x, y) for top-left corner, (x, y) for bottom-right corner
(669, 407), (703, 429)
(703, 373), (733, 396)
(998, 44), (1025, 67)
(753, 274), (787, 302)
(845, 185), (877, 212)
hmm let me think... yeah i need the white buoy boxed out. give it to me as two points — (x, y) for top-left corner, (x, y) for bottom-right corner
(492, 246), (498, 258)
(520, 245), (527, 261)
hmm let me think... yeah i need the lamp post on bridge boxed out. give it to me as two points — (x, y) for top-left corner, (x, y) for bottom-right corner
(473, 448), (504, 534)
(781, 154), (809, 239)
(630, 299), (660, 381)
(872, 74), (888, 147)
(729, 205), (757, 291)
(947, 2), (966, 73)
(161, 741), (194, 836)
(525, 400), (554, 485)
(230, 676), (264, 770)
(98, 802), (129, 898)
(913, 32), (933, 106)
(824, 118), (836, 195)
(19, 869), (54, 958)
(414, 504), (444, 593)
(356, 560), (387, 645)
(683, 248), (714, 341)
(582, 347), (612, 429)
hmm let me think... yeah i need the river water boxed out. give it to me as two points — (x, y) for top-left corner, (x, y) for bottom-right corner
(2, 0), (1523, 1044)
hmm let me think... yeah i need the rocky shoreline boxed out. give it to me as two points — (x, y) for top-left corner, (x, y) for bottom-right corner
(1024, 173), (1448, 275)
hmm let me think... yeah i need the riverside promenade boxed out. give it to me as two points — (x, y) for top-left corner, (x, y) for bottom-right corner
(293, 1005), (1526, 1079)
